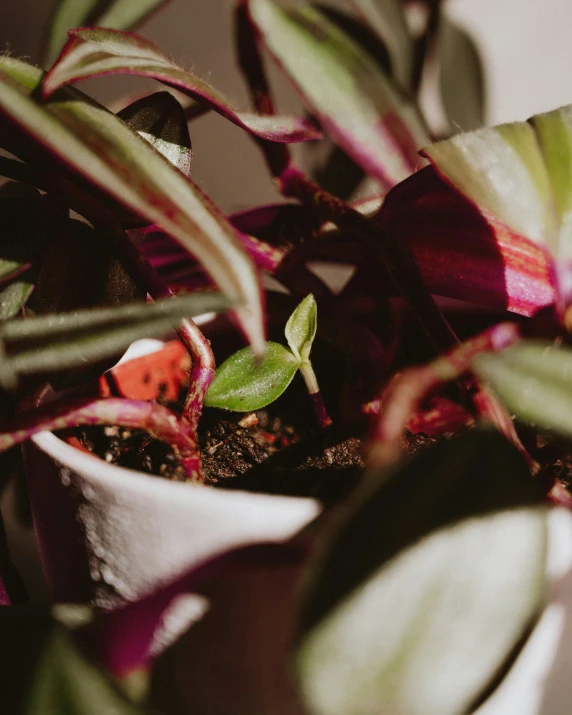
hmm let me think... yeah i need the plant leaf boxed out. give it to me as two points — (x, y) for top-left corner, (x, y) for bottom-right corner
(0, 57), (264, 352)
(44, 0), (169, 67)
(0, 292), (229, 388)
(205, 342), (300, 411)
(117, 92), (192, 176)
(42, 28), (321, 145)
(0, 280), (33, 320)
(422, 122), (556, 251)
(296, 430), (547, 715)
(0, 604), (146, 714)
(473, 340), (572, 438)
(380, 166), (558, 316)
(285, 294), (317, 361)
(438, 19), (485, 133)
(347, 0), (413, 88)
(248, 0), (428, 190)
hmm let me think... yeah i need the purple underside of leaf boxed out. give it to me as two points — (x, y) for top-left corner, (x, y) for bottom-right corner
(42, 27), (321, 144)
(379, 168), (558, 316)
(0, 397), (196, 458)
(83, 542), (305, 676)
(0, 57), (265, 353)
(134, 224), (285, 278)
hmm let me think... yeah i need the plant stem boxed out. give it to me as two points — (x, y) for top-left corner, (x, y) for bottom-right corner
(3, 397), (204, 482)
(299, 361), (332, 429)
(279, 166), (458, 353)
(365, 323), (533, 472)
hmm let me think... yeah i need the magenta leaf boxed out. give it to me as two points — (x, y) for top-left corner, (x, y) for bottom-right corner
(42, 28), (321, 145)
(0, 57), (265, 351)
(379, 167), (558, 316)
(117, 91), (192, 177)
(248, 0), (427, 189)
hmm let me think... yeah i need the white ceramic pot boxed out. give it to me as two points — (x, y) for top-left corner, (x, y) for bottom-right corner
(24, 340), (320, 609)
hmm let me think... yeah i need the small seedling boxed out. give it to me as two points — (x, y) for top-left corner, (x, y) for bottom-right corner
(205, 294), (331, 427)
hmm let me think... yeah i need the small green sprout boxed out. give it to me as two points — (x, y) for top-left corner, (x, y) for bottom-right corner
(205, 294), (328, 423)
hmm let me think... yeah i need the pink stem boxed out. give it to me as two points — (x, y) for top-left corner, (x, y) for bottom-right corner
(365, 322), (530, 472)
(2, 397), (204, 482)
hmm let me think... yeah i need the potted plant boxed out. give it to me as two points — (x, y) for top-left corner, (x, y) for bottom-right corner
(1, 0), (572, 713)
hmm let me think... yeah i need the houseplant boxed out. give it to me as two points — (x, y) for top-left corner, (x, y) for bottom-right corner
(1, 0), (572, 713)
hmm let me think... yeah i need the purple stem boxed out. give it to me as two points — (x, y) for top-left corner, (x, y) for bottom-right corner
(279, 166), (459, 353)
(2, 397), (204, 482)
(308, 391), (333, 430)
(365, 323), (531, 472)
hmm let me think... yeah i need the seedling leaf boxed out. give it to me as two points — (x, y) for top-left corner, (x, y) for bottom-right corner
(205, 342), (300, 411)
(285, 294), (317, 361)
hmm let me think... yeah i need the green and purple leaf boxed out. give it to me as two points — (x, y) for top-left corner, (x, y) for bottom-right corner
(44, 0), (170, 66)
(0, 57), (264, 351)
(296, 430), (547, 715)
(285, 293), (317, 361)
(205, 342), (300, 412)
(42, 28), (321, 145)
(379, 166), (558, 316)
(422, 105), (572, 261)
(0, 604), (145, 714)
(248, 0), (428, 190)
(117, 91), (192, 176)
(0, 292), (229, 389)
(474, 340), (572, 438)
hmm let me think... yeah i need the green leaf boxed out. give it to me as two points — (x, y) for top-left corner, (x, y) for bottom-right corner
(0, 280), (33, 320)
(117, 92), (192, 177)
(285, 294), (317, 361)
(248, 0), (428, 189)
(205, 342), (300, 411)
(44, 0), (168, 66)
(348, 0), (413, 88)
(0, 603), (146, 714)
(0, 292), (230, 387)
(296, 430), (547, 715)
(0, 57), (264, 353)
(438, 19), (485, 133)
(41, 28), (321, 145)
(474, 340), (572, 437)
(529, 107), (572, 258)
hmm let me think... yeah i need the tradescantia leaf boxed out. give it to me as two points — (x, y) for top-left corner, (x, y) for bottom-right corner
(248, 0), (428, 190)
(422, 104), (572, 259)
(0, 57), (264, 352)
(438, 18), (485, 133)
(117, 92), (192, 177)
(44, 0), (169, 67)
(423, 122), (556, 251)
(296, 430), (547, 715)
(473, 340), (572, 438)
(285, 294), (317, 361)
(205, 342), (300, 411)
(347, 0), (413, 88)
(0, 280), (33, 320)
(42, 28), (321, 145)
(0, 604), (146, 714)
(0, 292), (230, 389)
